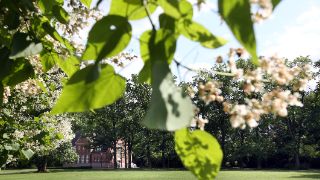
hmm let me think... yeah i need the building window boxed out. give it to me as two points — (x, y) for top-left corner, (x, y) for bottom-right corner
(86, 155), (89, 163)
(81, 155), (85, 163)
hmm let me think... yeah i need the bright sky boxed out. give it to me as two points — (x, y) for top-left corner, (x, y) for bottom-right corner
(87, 0), (320, 82)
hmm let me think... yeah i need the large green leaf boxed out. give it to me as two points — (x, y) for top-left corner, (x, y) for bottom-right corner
(80, 0), (92, 8)
(175, 128), (223, 179)
(142, 61), (193, 131)
(138, 29), (177, 84)
(9, 32), (43, 59)
(218, 0), (258, 64)
(82, 15), (132, 61)
(21, 149), (34, 160)
(109, 0), (157, 20)
(159, 13), (178, 33)
(55, 56), (80, 77)
(0, 48), (34, 86)
(38, 0), (63, 13)
(52, 5), (70, 24)
(178, 19), (227, 49)
(2, 58), (34, 86)
(52, 64), (125, 113)
(40, 50), (57, 72)
(138, 30), (153, 84)
(42, 21), (75, 52)
(158, 0), (193, 19)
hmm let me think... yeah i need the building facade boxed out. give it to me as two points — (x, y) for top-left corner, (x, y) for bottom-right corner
(64, 137), (131, 168)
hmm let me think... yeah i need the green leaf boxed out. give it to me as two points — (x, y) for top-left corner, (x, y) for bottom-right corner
(175, 128), (223, 179)
(40, 50), (57, 72)
(138, 29), (177, 84)
(55, 56), (80, 77)
(109, 0), (158, 20)
(38, 0), (63, 13)
(42, 21), (75, 52)
(80, 0), (92, 8)
(82, 15), (132, 61)
(38, 0), (56, 13)
(52, 5), (70, 24)
(178, 19), (227, 49)
(52, 64), (125, 113)
(9, 32), (43, 59)
(21, 149), (34, 160)
(36, 80), (48, 93)
(142, 61), (194, 131)
(159, 13), (178, 33)
(218, 0), (258, 64)
(272, 0), (281, 10)
(138, 30), (153, 84)
(55, 133), (64, 140)
(158, 0), (193, 19)
(1, 58), (34, 86)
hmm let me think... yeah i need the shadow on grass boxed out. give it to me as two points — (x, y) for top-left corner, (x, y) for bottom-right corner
(289, 170), (320, 179)
(0, 169), (38, 175)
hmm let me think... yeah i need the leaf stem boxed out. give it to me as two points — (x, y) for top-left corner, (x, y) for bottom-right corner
(173, 59), (235, 77)
(142, 0), (156, 31)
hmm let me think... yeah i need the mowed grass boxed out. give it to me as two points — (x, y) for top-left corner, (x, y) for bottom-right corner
(0, 169), (320, 180)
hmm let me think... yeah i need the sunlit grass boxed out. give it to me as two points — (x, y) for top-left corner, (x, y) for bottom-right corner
(0, 169), (319, 180)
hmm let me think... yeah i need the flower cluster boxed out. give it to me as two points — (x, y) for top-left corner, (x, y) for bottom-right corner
(191, 115), (209, 131)
(14, 79), (41, 95)
(223, 90), (303, 129)
(198, 81), (224, 104)
(196, 52), (313, 130)
(3, 86), (11, 104)
(250, 0), (273, 23)
(228, 48), (244, 79)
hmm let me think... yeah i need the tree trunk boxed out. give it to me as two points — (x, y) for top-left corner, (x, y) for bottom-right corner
(113, 141), (117, 169)
(128, 141), (132, 168)
(161, 131), (166, 168)
(257, 156), (262, 169)
(37, 156), (48, 172)
(146, 132), (151, 168)
(124, 141), (127, 168)
(120, 146), (123, 168)
(239, 131), (245, 168)
(112, 119), (117, 169)
(295, 150), (300, 169)
(220, 127), (226, 167)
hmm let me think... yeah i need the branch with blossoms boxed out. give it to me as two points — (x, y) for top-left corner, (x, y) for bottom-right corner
(185, 49), (313, 130)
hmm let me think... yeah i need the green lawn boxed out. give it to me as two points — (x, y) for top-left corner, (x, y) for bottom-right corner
(0, 169), (319, 180)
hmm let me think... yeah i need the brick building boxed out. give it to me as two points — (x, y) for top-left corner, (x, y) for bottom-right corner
(64, 136), (131, 168)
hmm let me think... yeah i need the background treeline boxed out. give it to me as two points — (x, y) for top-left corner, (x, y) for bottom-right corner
(72, 57), (320, 169)
(9, 57), (320, 169)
